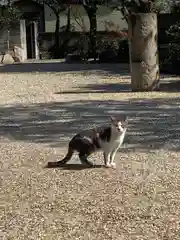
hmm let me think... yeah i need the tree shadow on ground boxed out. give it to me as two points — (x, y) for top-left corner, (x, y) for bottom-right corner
(0, 97), (180, 151)
(55, 82), (131, 94)
(160, 79), (180, 92)
(0, 62), (130, 76)
(55, 77), (180, 94)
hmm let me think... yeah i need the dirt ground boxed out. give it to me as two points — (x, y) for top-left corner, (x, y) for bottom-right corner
(0, 63), (180, 240)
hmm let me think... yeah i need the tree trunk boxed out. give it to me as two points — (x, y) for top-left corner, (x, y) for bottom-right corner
(66, 5), (71, 32)
(84, 5), (97, 61)
(128, 13), (160, 91)
(54, 13), (60, 58)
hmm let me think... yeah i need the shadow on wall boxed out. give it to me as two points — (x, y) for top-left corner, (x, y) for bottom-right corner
(0, 97), (180, 151)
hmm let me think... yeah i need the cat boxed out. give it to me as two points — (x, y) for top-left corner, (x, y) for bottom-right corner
(47, 115), (128, 169)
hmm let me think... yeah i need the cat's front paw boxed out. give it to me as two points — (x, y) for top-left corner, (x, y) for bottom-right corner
(110, 162), (116, 169)
(105, 163), (112, 168)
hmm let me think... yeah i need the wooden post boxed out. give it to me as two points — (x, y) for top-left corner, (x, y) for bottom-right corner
(20, 19), (27, 61)
(33, 21), (39, 60)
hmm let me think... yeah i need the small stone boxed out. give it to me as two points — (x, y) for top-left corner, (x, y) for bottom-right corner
(13, 46), (24, 62)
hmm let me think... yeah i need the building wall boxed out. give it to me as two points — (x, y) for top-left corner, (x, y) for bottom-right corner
(44, 4), (128, 32)
(0, 28), (9, 53)
(14, 0), (45, 32)
(0, 23), (21, 53)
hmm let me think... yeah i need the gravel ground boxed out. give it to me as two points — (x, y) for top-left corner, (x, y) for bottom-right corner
(1, 63), (180, 240)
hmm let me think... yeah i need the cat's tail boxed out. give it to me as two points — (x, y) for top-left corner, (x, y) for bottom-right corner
(46, 147), (74, 168)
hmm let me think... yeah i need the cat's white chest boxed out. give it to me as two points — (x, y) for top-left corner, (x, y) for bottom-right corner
(100, 129), (126, 151)
(110, 129), (126, 147)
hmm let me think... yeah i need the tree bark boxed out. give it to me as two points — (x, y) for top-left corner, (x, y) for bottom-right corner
(128, 13), (160, 91)
(84, 5), (97, 61)
(66, 5), (71, 32)
(54, 12), (60, 58)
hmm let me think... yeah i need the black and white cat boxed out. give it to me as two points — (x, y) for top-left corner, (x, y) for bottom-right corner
(47, 116), (128, 169)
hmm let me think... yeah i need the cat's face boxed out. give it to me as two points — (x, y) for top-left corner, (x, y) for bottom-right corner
(110, 116), (128, 133)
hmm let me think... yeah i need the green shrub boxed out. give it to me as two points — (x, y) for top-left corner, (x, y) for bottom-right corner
(166, 22), (180, 72)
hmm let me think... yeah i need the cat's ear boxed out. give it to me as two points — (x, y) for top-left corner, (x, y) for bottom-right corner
(111, 115), (128, 124)
(110, 116), (118, 124)
(123, 116), (128, 123)
(122, 116), (128, 128)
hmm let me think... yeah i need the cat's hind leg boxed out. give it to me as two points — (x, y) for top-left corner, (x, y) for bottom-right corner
(79, 152), (93, 167)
